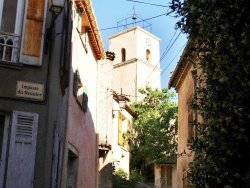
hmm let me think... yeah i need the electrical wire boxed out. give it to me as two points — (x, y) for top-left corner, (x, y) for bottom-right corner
(97, 11), (174, 31)
(130, 30), (182, 94)
(160, 31), (182, 61)
(160, 29), (178, 61)
(126, 0), (169, 7)
(151, 41), (187, 85)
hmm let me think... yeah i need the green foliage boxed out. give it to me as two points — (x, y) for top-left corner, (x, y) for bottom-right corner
(127, 86), (178, 175)
(171, 0), (250, 187)
(113, 168), (143, 188)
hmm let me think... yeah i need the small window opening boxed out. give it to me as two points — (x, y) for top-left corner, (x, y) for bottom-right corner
(121, 48), (126, 62)
(146, 49), (151, 62)
(67, 149), (78, 188)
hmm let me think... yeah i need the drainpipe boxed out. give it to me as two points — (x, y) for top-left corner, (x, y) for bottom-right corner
(96, 58), (100, 188)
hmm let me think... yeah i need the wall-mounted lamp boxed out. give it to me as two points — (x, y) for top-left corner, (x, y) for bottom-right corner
(50, 0), (64, 15)
(118, 96), (127, 109)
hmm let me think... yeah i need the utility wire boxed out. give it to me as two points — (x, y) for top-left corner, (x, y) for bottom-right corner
(152, 41), (187, 86)
(160, 31), (182, 61)
(131, 30), (182, 93)
(160, 29), (178, 60)
(126, 0), (169, 7)
(97, 11), (174, 31)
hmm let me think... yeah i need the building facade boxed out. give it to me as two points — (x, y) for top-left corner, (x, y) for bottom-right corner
(168, 40), (196, 188)
(0, 0), (106, 187)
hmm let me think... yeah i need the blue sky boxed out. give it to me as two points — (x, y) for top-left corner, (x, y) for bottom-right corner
(92, 0), (188, 90)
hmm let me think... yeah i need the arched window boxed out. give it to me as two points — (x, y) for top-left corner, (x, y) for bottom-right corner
(121, 48), (126, 62)
(146, 49), (151, 62)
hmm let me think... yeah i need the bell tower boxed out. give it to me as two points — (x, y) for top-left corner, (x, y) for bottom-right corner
(109, 14), (161, 103)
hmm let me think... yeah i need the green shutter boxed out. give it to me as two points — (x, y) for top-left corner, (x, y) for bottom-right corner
(82, 87), (88, 112)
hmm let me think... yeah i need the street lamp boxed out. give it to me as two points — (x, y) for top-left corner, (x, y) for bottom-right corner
(118, 96), (127, 109)
(50, 0), (64, 15)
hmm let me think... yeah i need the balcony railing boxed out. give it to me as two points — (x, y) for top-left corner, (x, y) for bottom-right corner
(0, 32), (20, 63)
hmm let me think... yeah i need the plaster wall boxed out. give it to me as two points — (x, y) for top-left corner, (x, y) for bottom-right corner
(98, 60), (114, 188)
(113, 59), (161, 104)
(60, 14), (100, 187)
(113, 61), (137, 100)
(176, 67), (194, 188)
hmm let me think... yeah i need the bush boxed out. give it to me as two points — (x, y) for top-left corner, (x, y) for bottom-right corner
(113, 169), (144, 188)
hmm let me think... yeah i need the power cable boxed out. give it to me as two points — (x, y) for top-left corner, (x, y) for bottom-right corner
(97, 11), (174, 31)
(160, 29), (178, 60)
(152, 41), (187, 85)
(131, 30), (182, 93)
(126, 0), (169, 7)
(160, 31), (182, 61)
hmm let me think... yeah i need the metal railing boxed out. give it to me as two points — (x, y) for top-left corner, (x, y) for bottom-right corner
(0, 31), (20, 63)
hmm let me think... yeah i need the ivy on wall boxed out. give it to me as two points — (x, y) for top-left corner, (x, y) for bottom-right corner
(170, 0), (250, 187)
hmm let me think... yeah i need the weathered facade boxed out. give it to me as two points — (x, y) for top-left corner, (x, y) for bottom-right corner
(97, 57), (114, 188)
(0, 0), (106, 187)
(168, 40), (195, 188)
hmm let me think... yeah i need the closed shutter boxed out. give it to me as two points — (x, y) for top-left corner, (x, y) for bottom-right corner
(118, 113), (123, 146)
(21, 0), (46, 66)
(127, 120), (131, 151)
(6, 111), (39, 188)
(51, 122), (62, 188)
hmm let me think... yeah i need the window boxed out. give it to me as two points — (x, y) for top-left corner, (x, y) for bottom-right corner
(121, 48), (126, 62)
(0, 0), (24, 63)
(146, 49), (151, 62)
(118, 112), (130, 151)
(0, 0), (46, 65)
(73, 71), (88, 112)
(67, 149), (78, 188)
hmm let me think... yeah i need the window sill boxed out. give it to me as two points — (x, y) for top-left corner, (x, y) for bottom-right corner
(0, 61), (23, 70)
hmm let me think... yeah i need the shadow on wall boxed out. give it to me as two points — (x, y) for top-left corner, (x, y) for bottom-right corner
(99, 162), (113, 188)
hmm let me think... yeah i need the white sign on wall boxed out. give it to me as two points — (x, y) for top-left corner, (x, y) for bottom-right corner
(16, 81), (44, 100)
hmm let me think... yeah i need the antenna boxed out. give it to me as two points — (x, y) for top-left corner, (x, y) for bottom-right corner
(132, 6), (137, 26)
(116, 7), (152, 32)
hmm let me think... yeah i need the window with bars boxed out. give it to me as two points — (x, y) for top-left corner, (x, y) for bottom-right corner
(0, 0), (46, 66)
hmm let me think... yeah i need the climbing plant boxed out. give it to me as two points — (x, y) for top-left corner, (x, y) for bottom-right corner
(170, 0), (250, 187)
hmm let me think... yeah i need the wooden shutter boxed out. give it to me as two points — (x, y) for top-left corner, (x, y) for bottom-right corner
(21, 0), (46, 66)
(118, 113), (123, 146)
(6, 111), (39, 188)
